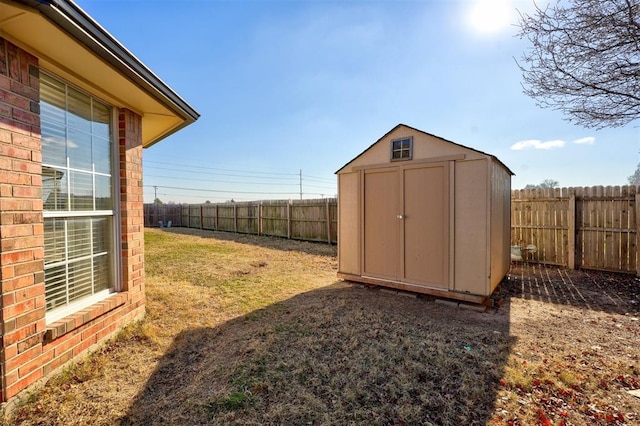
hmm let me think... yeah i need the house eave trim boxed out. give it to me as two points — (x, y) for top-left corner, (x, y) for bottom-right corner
(16, 0), (200, 127)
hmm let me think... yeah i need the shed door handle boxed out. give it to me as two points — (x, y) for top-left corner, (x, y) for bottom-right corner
(397, 214), (404, 219)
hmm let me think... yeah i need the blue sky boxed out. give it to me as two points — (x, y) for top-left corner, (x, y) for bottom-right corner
(76, 0), (639, 203)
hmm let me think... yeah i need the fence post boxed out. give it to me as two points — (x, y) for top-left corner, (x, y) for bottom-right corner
(567, 191), (576, 270)
(259, 202), (262, 236)
(200, 205), (203, 230)
(636, 190), (640, 276)
(325, 198), (331, 244)
(234, 203), (238, 233)
(215, 204), (218, 230)
(287, 199), (292, 239)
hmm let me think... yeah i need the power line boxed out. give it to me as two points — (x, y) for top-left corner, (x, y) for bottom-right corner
(144, 174), (299, 186)
(304, 175), (336, 182)
(304, 184), (337, 190)
(145, 163), (336, 184)
(143, 185), (296, 195)
(147, 191), (335, 203)
(145, 165), (297, 181)
(150, 192), (259, 202)
(145, 185), (333, 199)
(145, 160), (299, 176)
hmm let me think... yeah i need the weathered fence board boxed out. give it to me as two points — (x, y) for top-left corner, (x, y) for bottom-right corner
(147, 199), (338, 244)
(512, 185), (639, 274)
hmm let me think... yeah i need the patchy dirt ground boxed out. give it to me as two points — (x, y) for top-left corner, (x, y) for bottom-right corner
(3, 229), (640, 425)
(492, 265), (640, 425)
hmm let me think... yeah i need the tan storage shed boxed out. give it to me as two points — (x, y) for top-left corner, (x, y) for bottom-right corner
(336, 124), (513, 304)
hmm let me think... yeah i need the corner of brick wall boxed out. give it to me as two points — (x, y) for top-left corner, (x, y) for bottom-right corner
(0, 37), (46, 403)
(118, 109), (145, 306)
(0, 38), (147, 403)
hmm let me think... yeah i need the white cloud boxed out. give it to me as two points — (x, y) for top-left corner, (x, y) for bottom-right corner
(572, 136), (595, 145)
(510, 139), (566, 150)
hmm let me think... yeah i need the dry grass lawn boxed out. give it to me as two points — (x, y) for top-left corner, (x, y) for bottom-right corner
(4, 228), (640, 425)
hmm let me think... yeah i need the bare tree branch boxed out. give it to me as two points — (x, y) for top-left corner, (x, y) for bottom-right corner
(518, 0), (640, 128)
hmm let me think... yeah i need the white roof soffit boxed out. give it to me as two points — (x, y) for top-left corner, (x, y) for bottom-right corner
(1, 0), (200, 147)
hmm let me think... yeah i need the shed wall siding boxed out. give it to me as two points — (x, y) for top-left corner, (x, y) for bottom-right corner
(453, 159), (488, 294)
(489, 161), (511, 291)
(337, 172), (360, 275)
(0, 38), (146, 403)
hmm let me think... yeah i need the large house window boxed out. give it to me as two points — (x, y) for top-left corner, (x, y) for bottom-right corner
(40, 71), (118, 323)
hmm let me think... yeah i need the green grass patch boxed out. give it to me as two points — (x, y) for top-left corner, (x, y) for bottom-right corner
(205, 392), (253, 417)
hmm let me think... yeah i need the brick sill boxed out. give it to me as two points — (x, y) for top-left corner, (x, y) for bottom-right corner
(44, 292), (128, 343)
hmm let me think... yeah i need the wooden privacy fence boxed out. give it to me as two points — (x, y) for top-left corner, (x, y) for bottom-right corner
(144, 199), (338, 244)
(145, 186), (640, 274)
(512, 186), (639, 274)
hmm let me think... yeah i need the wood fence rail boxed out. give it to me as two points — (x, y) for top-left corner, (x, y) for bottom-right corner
(144, 185), (640, 275)
(144, 198), (338, 244)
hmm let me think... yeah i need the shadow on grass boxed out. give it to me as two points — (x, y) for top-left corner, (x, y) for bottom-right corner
(157, 227), (336, 257)
(120, 283), (514, 425)
(504, 263), (640, 315)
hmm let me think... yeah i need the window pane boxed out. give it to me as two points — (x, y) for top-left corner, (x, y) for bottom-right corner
(43, 167), (68, 211)
(92, 101), (111, 140)
(40, 73), (66, 116)
(68, 258), (93, 301)
(93, 136), (111, 174)
(67, 87), (91, 133)
(41, 120), (67, 167)
(44, 218), (65, 265)
(68, 219), (92, 260)
(40, 102), (66, 126)
(68, 128), (93, 171)
(95, 175), (112, 210)
(70, 171), (94, 210)
(92, 217), (112, 254)
(45, 264), (67, 310)
(94, 254), (111, 292)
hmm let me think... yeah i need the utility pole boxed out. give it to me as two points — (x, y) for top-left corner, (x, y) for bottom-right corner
(154, 185), (158, 202)
(299, 169), (302, 200)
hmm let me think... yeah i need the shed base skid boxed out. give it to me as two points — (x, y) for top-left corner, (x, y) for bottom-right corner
(337, 273), (488, 305)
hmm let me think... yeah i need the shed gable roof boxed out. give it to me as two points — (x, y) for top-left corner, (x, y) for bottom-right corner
(1, 0), (199, 147)
(335, 124), (514, 175)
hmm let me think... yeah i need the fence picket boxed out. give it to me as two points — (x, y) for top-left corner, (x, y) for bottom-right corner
(621, 186), (630, 271)
(609, 186), (619, 270)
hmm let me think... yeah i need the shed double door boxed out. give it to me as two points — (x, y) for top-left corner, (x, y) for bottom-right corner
(363, 162), (449, 289)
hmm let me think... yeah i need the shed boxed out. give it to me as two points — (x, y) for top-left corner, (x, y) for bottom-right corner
(336, 124), (513, 304)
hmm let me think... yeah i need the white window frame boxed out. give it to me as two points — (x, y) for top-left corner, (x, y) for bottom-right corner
(40, 71), (122, 324)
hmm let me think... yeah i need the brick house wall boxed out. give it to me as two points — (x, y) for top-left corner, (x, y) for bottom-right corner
(0, 37), (146, 403)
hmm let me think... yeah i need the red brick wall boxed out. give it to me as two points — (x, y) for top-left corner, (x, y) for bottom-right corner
(0, 38), (146, 403)
(0, 37), (45, 403)
(119, 109), (145, 303)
